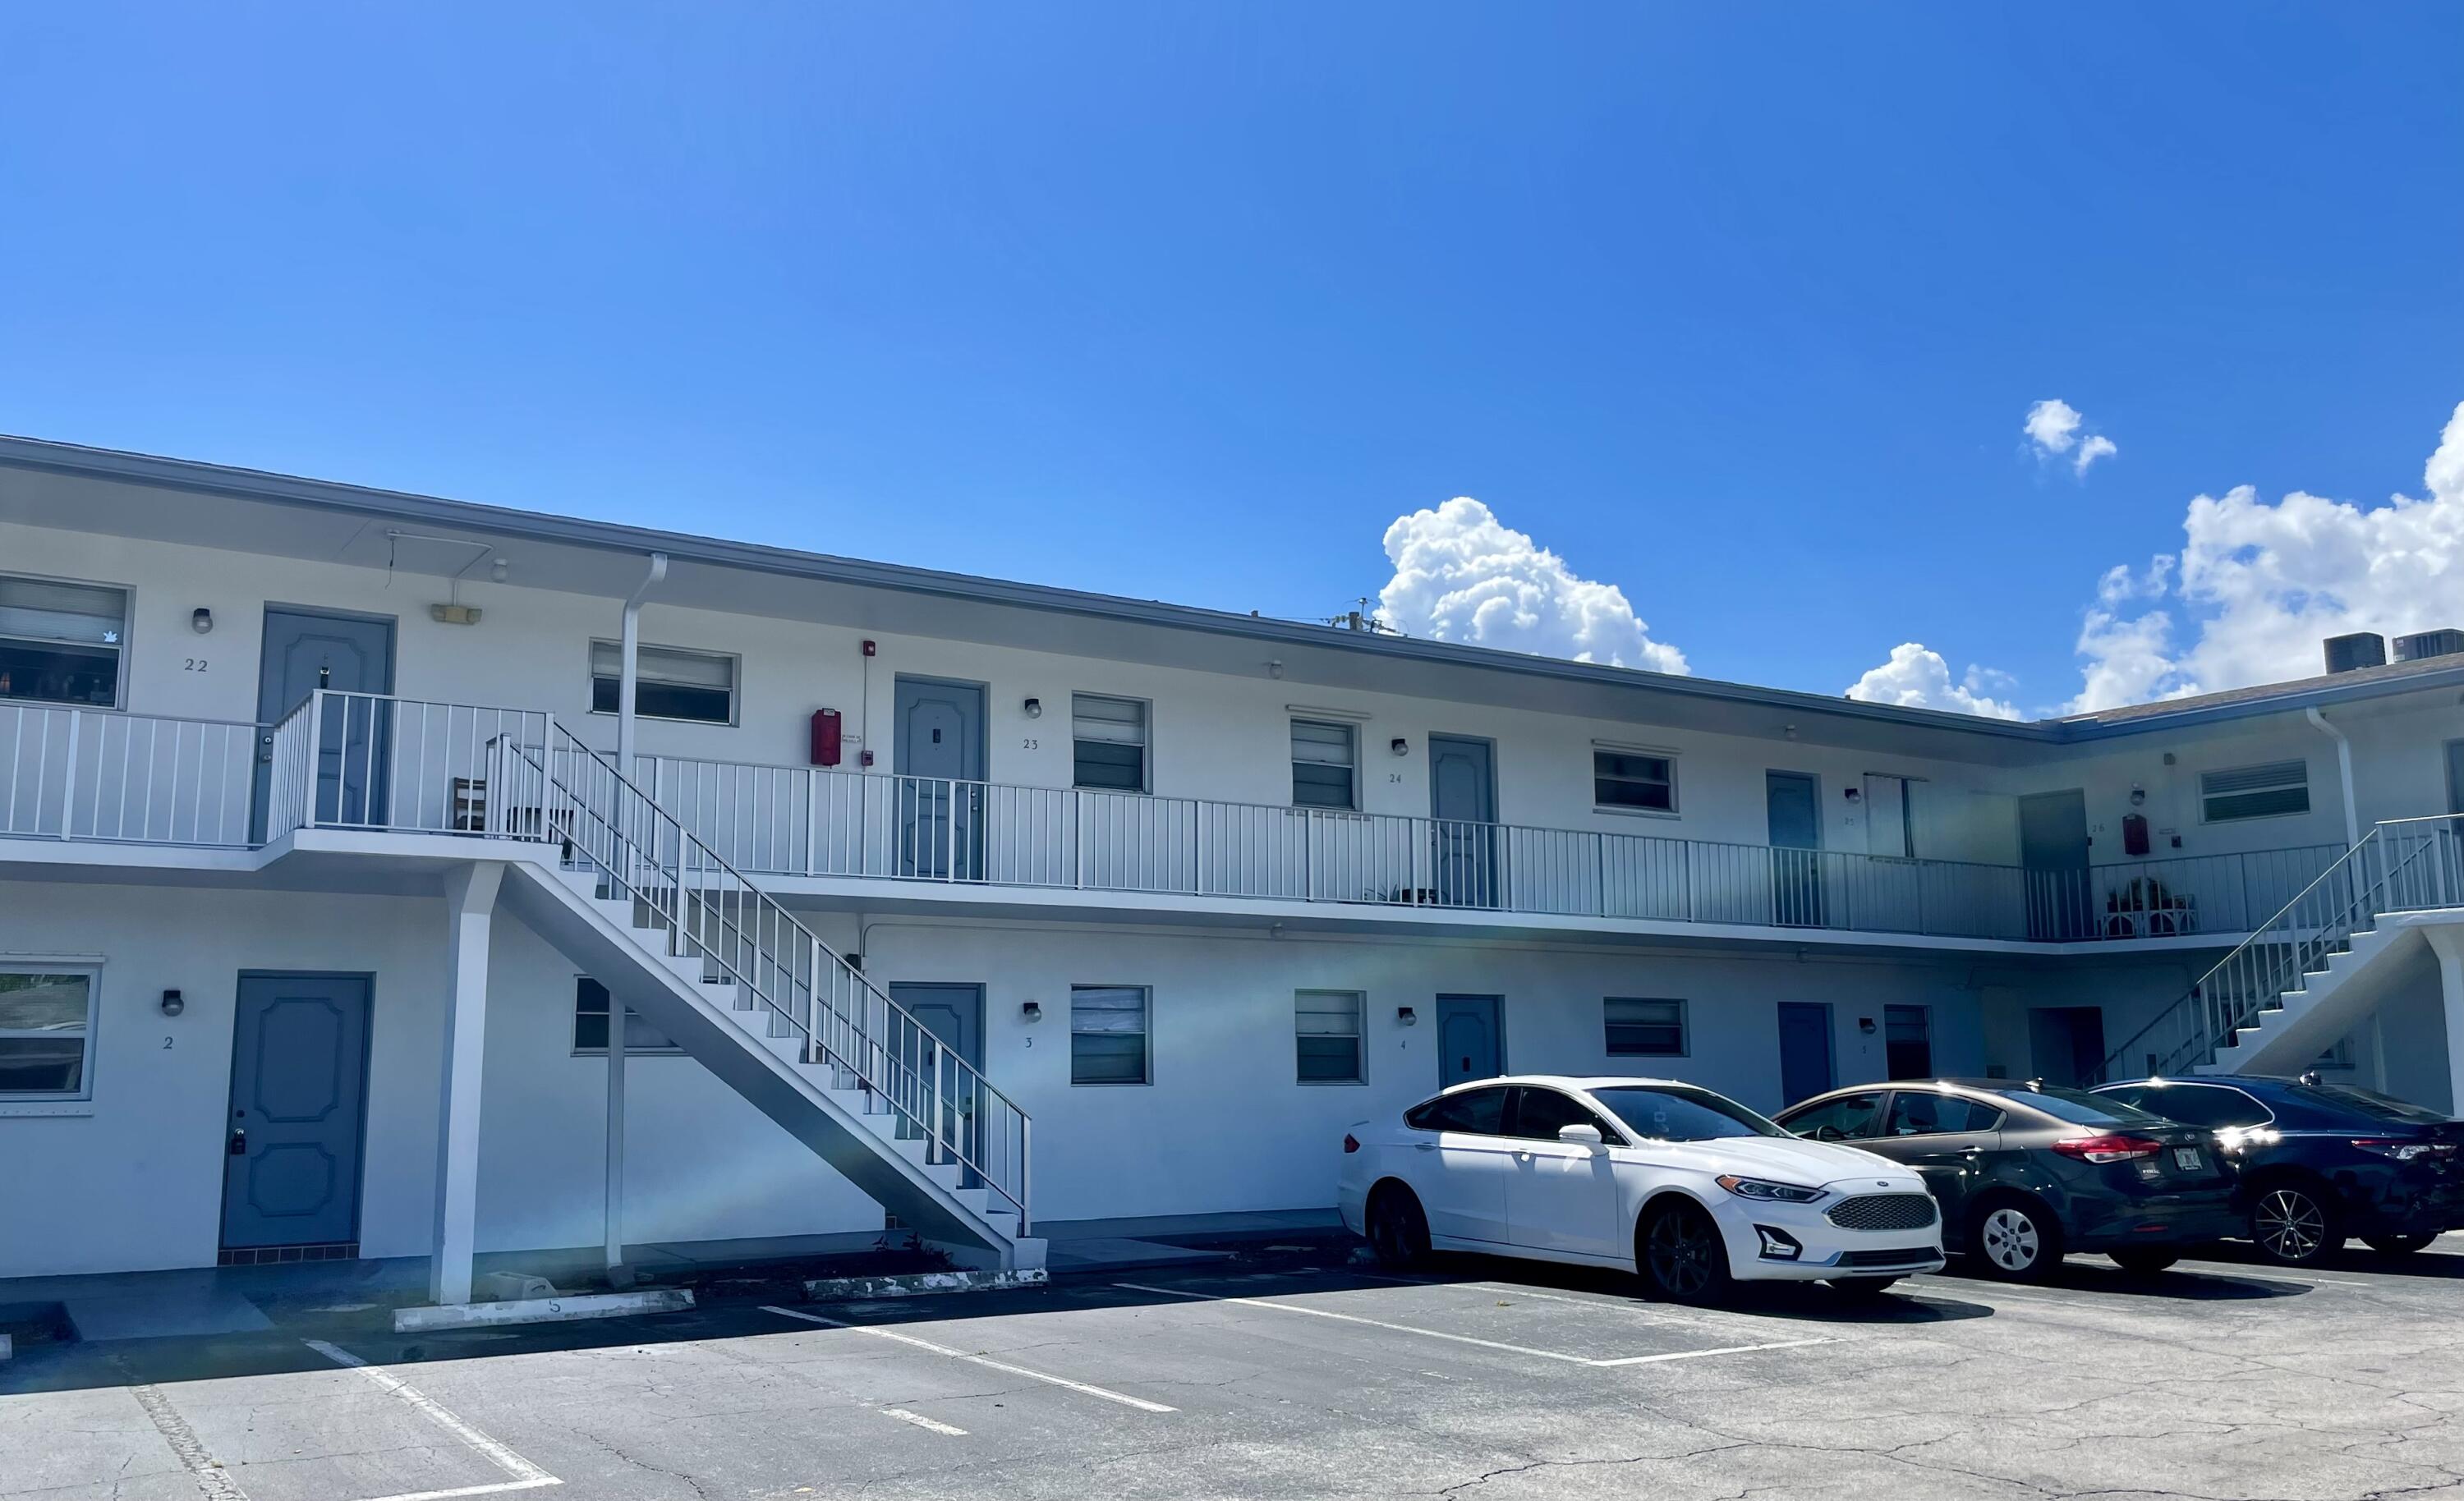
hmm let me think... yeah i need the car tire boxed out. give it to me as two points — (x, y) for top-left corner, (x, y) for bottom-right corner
(1967, 1198), (2063, 1283)
(1637, 1198), (1735, 1305)
(2109, 1248), (2179, 1276)
(1826, 1277), (1901, 1300)
(2249, 1182), (2342, 1266)
(1365, 1183), (1432, 1270)
(2361, 1232), (2436, 1256)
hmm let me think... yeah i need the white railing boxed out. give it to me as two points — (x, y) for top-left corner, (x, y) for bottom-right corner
(2099, 815), (2464, 1081)
(0, 704), (257, 847)
(266, 691), (1031, 1230)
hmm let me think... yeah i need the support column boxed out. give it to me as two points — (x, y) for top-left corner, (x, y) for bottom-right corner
(430, 861), (506, 1307)
(2426, 928), (2464, 1117)
(605, 1005), (631, 1288)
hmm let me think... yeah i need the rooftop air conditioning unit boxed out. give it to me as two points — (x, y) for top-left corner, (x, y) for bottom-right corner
(2393, 628), (2464, 663)
(2322, 632), (2387, 674)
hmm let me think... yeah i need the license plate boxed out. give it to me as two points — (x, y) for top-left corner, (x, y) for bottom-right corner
(2172, 1147), (2204, 1171)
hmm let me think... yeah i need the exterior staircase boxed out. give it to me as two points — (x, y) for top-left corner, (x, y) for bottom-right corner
(495, 721), (1041, 1269)
(2099, 816), (2464, 1083)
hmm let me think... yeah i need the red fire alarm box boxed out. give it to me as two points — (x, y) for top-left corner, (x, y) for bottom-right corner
(810, 708), (843, 767)
(2122, 812), (2150, 857)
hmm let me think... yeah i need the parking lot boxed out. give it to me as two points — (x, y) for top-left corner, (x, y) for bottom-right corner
(8, 1237), (2464, 1501)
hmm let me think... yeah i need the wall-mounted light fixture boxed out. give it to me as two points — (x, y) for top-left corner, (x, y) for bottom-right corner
(2129, 786), (2147, 806)
(1020, 1000), (1043, 1024)
(1023, 697), (1043, 719)
(191, 608), (213, 636)
(1395, 1005), (1418, 1026)
(1843, 786), (1861, 803)
(1857, 1016), (1877, 1035)
(1390, 737), (1409, 758)
(1267, 659), (1285, 679)
(491, 558), (509, 583)
(160, 989), (185, 1017)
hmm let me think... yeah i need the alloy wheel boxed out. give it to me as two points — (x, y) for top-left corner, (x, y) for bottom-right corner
(1648, 1210), (1717, 1298)
(2255, 1189), (2328, 1262)
(1979, 1207), (2043, 1272)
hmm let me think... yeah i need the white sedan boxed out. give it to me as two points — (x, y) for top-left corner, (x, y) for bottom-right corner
(1338, 1075), (1946, 1301)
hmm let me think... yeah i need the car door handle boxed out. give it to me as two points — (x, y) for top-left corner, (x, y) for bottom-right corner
(1414, 1141), (1437, 1151)
(1959, 1145), (1984, 1156)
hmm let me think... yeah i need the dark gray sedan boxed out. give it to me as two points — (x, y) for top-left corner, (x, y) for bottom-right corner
(1773, 1079), (2241, 1281)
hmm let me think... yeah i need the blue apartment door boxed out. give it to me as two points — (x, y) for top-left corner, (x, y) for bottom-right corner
(1776, 1002), (1834, 1107)
(222, 974), (372, 1251)
(1437, 994), (1504, 1087)
(894, 677), (986, 880)
(1428, 735), (1499, 907)
(2020, 790), (2094, 940)
(890, 982), (984, 1181)
(1765, 771), (1826, 925)
(254, 608), (396, 839)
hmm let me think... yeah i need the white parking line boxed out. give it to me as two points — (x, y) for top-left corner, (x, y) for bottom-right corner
(303, 1340), (562, 1501)
(1115, 1282), (1833, 1368)
(758, 1305), (1178, 1413)
(880, 1407), (968, 1436)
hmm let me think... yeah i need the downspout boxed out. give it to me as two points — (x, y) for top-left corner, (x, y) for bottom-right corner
(617, 553), (669, 783)
(2305, 706), (2361, 847)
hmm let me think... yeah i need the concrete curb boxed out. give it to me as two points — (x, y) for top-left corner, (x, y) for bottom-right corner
(393, 1288), (693, 1332)
(802, 1269), (1047, 1302)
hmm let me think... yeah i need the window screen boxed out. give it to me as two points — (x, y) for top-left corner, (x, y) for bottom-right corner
(0, 576), (128, 709)
(1073, 694), (1149, 792)
(2200, 761), (2310, 823)
(1291, 719), (1358, 810)
(1593, 749), (1675, 812)
(1071, 985), (1150, 1085)
(1295, 990), (1363, 1083)
(1604, 998), (1686, 1057)
(590, 641), (736, 725)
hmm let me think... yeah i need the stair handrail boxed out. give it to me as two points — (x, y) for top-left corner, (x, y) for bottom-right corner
(519, 726), (1032, 1231)
(2096, 816), (2458, 1082)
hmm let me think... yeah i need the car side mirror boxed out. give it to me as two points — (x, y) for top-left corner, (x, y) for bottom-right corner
(1557, 1123), (1604, 1147)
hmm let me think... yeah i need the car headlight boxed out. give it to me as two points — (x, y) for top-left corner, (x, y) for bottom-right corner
(1715, 1174), (1826, 1204)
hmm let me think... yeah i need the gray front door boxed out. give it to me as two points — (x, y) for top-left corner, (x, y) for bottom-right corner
(894, 677), (986, 880)
(1776, 1002), (1834, 1107)
(2019, 789), (2093, 939)
(1765, 771), (1826, 925)
(2027, 1006), (2108, 1088)
(1436, 994), (1503, 1087)
(222, 974), (372, 1250)
(1428, 734), (1498, 908)
(891, 982), (985, 1181)
(254, 608), (396, 838)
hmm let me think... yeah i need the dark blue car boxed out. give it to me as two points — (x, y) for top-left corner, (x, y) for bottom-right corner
(2094, 1075), (2464, 1265)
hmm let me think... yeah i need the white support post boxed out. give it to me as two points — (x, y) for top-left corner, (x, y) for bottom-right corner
(2428, 927), (2464, 1118)
(605, 990), (630, 1288)
(431, 860), (506, 1307)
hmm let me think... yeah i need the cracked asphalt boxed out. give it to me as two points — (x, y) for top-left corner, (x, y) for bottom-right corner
(8, 1236), (2464, 1500)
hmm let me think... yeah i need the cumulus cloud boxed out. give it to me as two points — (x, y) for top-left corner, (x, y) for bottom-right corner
(1843, 644), (2025, 720)
(2024, 398), (2119, 476)
(1377, 498), (1689, 673)
(2066, 399), (2464, 712)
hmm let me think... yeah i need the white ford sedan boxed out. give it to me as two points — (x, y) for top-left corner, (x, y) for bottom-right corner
(1339, 1075), (1946, 1301)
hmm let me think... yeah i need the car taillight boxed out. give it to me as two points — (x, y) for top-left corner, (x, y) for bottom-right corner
(1342, 1133), (1360, 1154)
(2352, 1138), (2452, 1162)
(2052, 1134), (2164, 1164)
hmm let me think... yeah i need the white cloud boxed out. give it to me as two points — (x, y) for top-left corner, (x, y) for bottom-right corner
(1843, 643), (2025, 720)
(2024, 398), (2119, 476)
(2066, 399), (2464, 712)
(1377, 498), (1688, 673)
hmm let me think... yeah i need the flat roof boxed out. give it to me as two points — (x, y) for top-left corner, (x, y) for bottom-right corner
(5, 433), (2459, 748)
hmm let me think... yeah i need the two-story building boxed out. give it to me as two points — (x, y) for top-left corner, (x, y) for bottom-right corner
(4, 435), (2462, 1298)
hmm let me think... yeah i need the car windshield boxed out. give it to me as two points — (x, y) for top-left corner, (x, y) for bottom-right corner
(1590, 1086), (1789, 1142)
(2304, 1083), (2450, 1126)
(2001, 1086), (2161, 1127)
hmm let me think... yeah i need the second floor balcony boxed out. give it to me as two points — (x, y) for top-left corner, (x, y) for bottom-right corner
(2, 694), (2357, 948)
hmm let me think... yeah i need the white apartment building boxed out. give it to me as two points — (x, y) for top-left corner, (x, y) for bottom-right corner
(4, 437), (2462, 1297)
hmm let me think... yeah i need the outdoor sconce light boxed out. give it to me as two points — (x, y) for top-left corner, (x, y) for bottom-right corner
(1396, 1005), (1418, 1026)
(2129, 786), (2147, 806)
(160, 989), (185, 1017)
(1843, 787), (1861, 803)
(1267, 659), (1285, 679)
(1391, 737), (1409, 757)
(191, 608), (213, 636)
(1021, 1000), (1043, 1023)
(1023, 697), (1043, 719)
(1858, 1016), (1877, 1035)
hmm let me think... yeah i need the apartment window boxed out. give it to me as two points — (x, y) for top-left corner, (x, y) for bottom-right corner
(1604, 998), (1687, 1057)
(589, 641), (737, 726)
(0, 968), (97, 1099)
(1296, 990), (1364, 1083)
(572, 978), (680, 1054)
(2200, 760), (2310, 823)
(0, 576), (128, 709)
(1291, 719), (1358, 810)
(1884, 1005), (1933, 1081)
(1593, 748), (1675, 813)
(1070, 985), (1150, 1085)
(1073, 694), (1150, 792)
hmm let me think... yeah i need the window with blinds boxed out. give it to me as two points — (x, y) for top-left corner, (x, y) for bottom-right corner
(589, 640), (738, 725)
(1072, 694), (1150, 792)
(1603, 998), (1686, 1057)
(0, 575), (128, 709)
(1070, 985), (1151, 1085)
(1291, 719), (1358, 810)
(1296, 990), (1364, 1083)
(1592, 748), (1676, 813)
(2200, 760), (2310, 823)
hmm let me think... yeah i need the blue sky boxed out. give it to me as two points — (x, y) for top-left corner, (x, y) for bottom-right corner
(3, 4), (2458, 714)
